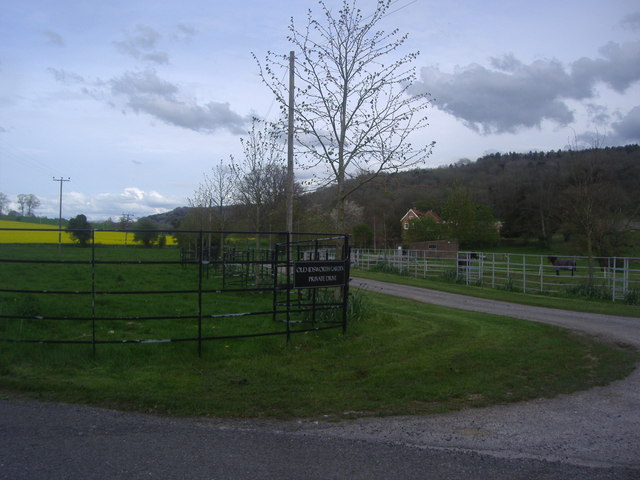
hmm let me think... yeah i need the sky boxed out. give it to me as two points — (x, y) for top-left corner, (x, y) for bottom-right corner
(1, 0), (639, 221)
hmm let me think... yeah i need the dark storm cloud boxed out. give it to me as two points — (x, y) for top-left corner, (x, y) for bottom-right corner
(410, 38), (640, 135)
(109, 69), (247, 134)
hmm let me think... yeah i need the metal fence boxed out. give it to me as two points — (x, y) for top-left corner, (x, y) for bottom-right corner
(351, 248), (640, 302)
(0, 228), (351, 355)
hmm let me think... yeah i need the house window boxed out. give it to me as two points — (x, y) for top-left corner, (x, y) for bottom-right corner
(403, 222), (409, 229)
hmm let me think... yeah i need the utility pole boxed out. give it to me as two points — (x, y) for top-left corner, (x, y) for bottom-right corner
(286, 50), (295, 234)
(53, 176), (70, 247)
(120, 213), (134, 245)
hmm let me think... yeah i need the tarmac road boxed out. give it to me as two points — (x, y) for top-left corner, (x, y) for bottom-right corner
(1, 278), (639, 479)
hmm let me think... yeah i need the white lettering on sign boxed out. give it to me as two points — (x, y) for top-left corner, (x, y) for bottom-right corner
(293, 261), (347, 288)
(308, 275), (338, 283)
(295, 265), (345, 274)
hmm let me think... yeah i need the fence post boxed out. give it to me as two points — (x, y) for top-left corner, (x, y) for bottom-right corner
(342, 235), (350, 334)
(272, 246), (278, 323)
(91, 229), (96, 357)
(286, 232), (291, 342)
(491, 253), (495, 288)
(539, 255), (544, 293)
(197, 230), (203, 357)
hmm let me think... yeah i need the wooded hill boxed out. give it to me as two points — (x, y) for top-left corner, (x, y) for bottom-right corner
(149, 144), (639, 256)
(327, 144), (640, 253)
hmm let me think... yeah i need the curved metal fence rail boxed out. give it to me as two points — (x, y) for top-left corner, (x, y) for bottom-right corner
(0, 228), (351, 355)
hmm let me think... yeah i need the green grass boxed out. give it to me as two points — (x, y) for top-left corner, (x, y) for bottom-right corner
(0, 244), (637, 419)
(352, 268), (640, 318)
(0, 290), (636, 419)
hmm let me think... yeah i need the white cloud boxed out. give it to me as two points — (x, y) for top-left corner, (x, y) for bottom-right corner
(110, 69), (178, 97)
(48, 64), (250, 135)
(620, 12), (640, 31)
(109, 69), (248, 134)
(42, 30), (65, 47)
(113, 24), (169, 65)
(60, 188), (182, 221)
(47, 68), (85, 85)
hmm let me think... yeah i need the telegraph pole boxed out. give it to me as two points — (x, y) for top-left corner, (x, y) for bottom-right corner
(120, 213), (134, 245)
(53, 176), (70, 248)
(286, 50), (295, 234)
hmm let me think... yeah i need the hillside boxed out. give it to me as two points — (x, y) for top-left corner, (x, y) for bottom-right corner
(140, 145), (639, 254)
(295, 144), (639, 252)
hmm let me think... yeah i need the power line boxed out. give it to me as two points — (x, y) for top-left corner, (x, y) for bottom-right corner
(384, 0), (419, 18)
(0, 140), (56, 177)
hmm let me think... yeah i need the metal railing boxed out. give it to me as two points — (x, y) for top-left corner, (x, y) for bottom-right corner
(351, 248), (640, 302)
(0, 228), (351, 355)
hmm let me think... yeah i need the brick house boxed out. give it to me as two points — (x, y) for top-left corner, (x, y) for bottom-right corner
(400, 209), (457, 256)
(400, 208), (441, 231)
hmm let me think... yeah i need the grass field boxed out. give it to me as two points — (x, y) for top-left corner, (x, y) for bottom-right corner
(0, 243), (331, 345)
(0, 243), (637, 419)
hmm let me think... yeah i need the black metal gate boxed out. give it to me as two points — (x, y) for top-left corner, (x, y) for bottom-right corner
(0, 228), (350, 355)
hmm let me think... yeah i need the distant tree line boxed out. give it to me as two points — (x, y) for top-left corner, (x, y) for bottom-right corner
(0, 193), (41, 217)
(163, 144), (638, 256)
(25, 143), (635, 255)
(335, 144), (640, 255)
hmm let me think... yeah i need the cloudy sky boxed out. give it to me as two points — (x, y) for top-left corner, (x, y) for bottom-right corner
(1, 0), (639, 221)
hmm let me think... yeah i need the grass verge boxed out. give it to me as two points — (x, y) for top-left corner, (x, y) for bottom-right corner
(1, 291), (636, 420)
(352, 268), (640, 317)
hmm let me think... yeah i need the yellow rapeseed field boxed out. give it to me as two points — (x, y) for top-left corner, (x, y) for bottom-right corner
(0, 220), (176, 245)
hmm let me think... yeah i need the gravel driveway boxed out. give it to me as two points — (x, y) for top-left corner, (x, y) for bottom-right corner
(1, 278), (639, 479)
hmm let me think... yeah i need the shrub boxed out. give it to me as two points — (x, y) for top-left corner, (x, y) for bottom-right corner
(624, 289), (640, 305)
(566, 282), (611, 301)
(370, 262), (406, 276)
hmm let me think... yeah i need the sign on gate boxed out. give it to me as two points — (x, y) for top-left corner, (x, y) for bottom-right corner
(294, 260), (347, 288)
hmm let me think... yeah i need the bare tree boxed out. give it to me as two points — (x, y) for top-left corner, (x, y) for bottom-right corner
(0, 192), (8, 215)
(255, 0), (434, 230)
(207, 158), (236, 232)
(16, 194), (40, 217)
(232, 118), (287, 244)
(562, 134), (637, 281)
(563, 157), (629, 255)
(188, 159), (236, 257)
(17, 194), (27, 216)
(25, 194), (40, 217)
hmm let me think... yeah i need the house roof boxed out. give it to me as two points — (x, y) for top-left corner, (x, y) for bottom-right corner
(401, 208), (441, 223)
